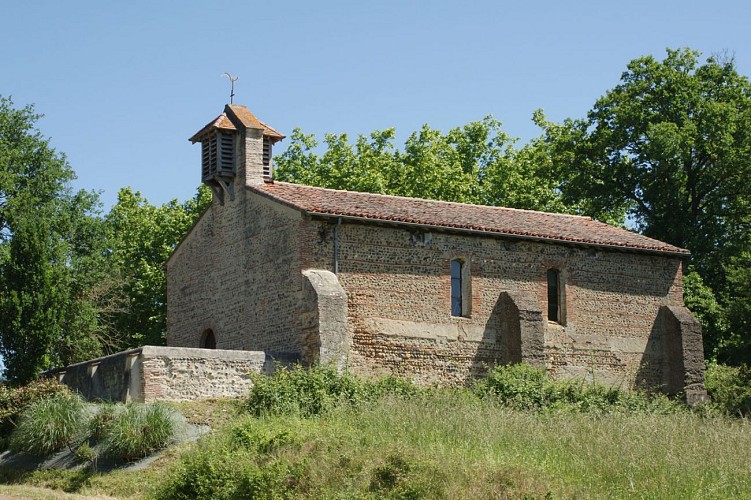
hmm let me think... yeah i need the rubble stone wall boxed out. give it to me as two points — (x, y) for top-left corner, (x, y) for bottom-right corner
(167, 176), (305, 354)
(48, 346), (271, 403)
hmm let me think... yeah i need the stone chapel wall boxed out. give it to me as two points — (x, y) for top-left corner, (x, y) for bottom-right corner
(167, 192), (304, 356)
(301, 220), (687, 389)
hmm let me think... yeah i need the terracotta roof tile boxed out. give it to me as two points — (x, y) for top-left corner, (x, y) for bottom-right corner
(189, 113), (237, 142)
(227, 104), (264, 130)
(250, 182), (689, 255)
(189, 105), (286, 143)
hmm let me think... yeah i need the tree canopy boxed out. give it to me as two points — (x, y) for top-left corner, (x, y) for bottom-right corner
(275, 117), (571, 213)
(2, 47), (751, 380)
(538, 48), (751, 361)
(540, 49), (751, 280)
(0, 98), (106, 381)
(0, 97), (210, 383)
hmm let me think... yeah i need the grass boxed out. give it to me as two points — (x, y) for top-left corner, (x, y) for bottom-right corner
(150, 390), (751, 499)
(9, 392), (89, 456)
(101, 403), (176, 462)
(2, 365), (751, 498)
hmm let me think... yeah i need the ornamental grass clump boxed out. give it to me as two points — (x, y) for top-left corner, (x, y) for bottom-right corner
(101, 403), (175, 462)
(9, 392), (89, 457)
(0, 378), (70, 445)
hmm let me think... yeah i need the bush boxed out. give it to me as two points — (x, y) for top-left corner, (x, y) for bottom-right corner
(246, 365), (419, 417)
(155, 421), (304, 500)
(475, 363), (685, 414)
(88, 402), (117, 441)
(704, 363), (751, 416)
(0, 378), (70, 443)
(9, 392), (88, 457)
(101, 403), (175, 462)
(474, 363), (547, 410)
(369, 451), (445, 499)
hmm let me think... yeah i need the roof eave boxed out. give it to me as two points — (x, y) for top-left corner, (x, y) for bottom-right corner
(303, 210), (690, 258)
(245, 184), (689, 257)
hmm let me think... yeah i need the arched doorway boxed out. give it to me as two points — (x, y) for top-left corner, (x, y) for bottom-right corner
(201, 329), (216, 349)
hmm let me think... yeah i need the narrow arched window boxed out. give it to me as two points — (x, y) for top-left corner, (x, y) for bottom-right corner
(201, 329), (216, 349)
(451, 258), (471, 317)
(547, 268), (561, 323)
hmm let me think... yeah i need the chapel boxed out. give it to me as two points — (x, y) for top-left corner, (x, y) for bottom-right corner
(166, 104), (707, 402)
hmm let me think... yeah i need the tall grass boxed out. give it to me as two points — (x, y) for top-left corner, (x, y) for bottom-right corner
(0, 378), (69, 447)
(156, 390), (751, 498)
(155, 366), (751, 499)
(9, 392), (89, 457)
(8, 394), (177, 466)
(101, 403), (176, 462)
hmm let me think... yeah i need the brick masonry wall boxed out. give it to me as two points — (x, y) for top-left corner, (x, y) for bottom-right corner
(301, 220), (685, 388)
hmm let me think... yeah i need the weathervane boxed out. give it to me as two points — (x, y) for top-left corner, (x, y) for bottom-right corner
(223, 72), (239, 104)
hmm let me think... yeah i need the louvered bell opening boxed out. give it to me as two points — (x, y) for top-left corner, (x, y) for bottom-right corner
(201, 134), (218, 182)
(262, 136), (272, 179)
(201, 140), (211, 182)
(216, 131), (235, 177)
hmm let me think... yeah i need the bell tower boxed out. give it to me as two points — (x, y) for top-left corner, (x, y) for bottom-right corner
(189, 105), (285, 204)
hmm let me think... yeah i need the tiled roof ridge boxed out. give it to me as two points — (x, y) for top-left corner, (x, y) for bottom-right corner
(258, 120), (285, 139)
(246, 181), (689, 255)
(267, 181), (591, 220)
(190, 106), (285, 143)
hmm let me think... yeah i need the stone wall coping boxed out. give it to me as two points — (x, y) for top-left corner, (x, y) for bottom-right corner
(44, 347), (144, 375)
(140, 345), (266, 361)
(44, 346), (271, 377)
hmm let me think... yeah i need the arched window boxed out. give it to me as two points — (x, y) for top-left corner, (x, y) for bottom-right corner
(547, 268), (562, 323)
(451, 258), (471, 317)
(201, 329), (216, 349)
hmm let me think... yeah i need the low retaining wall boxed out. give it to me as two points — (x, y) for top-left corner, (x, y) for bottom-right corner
(45, 346), (278, 403)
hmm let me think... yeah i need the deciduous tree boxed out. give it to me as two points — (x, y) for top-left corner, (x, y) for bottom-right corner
(275, 117), (569, 212)
(0, 97), (106, 382)
(538, 48), (751, 361)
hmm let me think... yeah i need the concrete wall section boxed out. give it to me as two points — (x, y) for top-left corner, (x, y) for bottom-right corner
(47, 348), (142, 403)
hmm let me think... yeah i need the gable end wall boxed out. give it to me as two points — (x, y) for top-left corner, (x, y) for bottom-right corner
(167, 190), (305, 354)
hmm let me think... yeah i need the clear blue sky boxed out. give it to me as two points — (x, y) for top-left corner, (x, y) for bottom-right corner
(2, 0), (750, 209)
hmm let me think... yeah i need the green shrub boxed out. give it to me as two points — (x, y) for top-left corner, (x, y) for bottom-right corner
(475, 363), (685, 414)
(9, 392), (88, 457)
(155, 425), (303, 500)
(0, 378), (70, 443)
(89, 403), (117, 441)
(704, 363), (751, 416)
(101, 403), (175, 462)
(368, 450), (446, 499)
(246, 365), (419, 417)
(474, 363), (547, 409)
(74, 441), (97, 465)
(232, 418), (296, 454)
